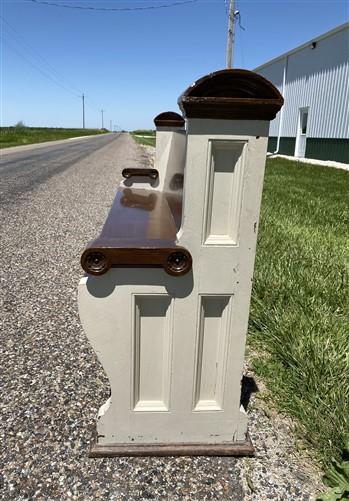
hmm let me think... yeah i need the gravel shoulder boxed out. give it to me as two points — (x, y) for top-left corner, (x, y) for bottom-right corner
(0, 134), (323, 500)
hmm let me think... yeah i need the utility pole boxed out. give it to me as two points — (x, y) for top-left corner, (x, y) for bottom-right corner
(110, 119), (112, 131)
(226, 0), (235, 68)
(82, 93), (85, 129)
(101, 109), (104, 129)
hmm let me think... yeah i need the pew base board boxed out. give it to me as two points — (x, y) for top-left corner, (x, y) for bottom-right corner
(89, 434), (254, 457)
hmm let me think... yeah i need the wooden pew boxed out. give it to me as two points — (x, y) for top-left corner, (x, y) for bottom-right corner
(81, 111), (190, 277)
(78, 69), (283, 457)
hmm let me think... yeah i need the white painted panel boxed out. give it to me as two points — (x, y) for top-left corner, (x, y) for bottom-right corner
(194, 295), (231, 411)
(133, 295), (172, 411)
(154, 129), (186, 192)
(204, 140), (246, 245)
(79, 120), (270, 445)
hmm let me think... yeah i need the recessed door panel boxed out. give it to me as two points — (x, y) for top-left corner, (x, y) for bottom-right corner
(133, 295), (172, 411)
(194, 295), (231, 411)
(204, 141), (246, 245)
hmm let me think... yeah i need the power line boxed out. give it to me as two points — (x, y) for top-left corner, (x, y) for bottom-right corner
(1, 40), (99, 126)
(85, 95), (102, 113)
(27, 0), (199, 11)
(0, 15), (82, 96)
(1, 35), (81, 98)
(1, 16), (103, 124)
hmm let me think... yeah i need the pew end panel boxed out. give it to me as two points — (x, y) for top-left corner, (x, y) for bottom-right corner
(78, 69), (283, 456)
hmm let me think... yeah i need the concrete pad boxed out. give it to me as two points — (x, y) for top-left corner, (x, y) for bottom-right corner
(267, 153), (349, 171)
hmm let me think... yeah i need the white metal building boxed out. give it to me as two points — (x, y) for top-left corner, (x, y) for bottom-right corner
(255, 22), (349, 163)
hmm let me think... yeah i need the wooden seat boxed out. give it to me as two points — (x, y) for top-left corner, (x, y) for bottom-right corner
(81, 112), (189, 278)
(81, 186), (191, 277)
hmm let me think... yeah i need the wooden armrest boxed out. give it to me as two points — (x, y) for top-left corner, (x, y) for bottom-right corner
(81, 187), (191, 277)
(122, 168), (159, 180)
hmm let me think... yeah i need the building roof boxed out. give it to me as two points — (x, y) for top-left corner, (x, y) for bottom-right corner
(254, 22), (349, 71)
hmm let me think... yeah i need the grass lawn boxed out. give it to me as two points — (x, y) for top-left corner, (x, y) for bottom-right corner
(131, 129), (156, 147)
(0, 126), (109, 148)
(250, 157), (349, 467)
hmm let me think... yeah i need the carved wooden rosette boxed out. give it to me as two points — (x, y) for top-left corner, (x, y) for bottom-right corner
(81, 245), (192, 277)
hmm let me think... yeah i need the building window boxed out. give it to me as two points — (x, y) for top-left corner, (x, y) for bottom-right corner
(301, 111), (308, 134)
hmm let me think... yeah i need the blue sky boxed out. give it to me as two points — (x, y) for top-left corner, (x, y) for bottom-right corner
(1, 0), (348, 130)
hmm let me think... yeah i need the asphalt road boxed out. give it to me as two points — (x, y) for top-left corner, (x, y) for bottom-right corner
(0, 133), (120, 206)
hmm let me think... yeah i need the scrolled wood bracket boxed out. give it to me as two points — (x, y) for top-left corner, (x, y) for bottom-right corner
(81, 246), (192, 277)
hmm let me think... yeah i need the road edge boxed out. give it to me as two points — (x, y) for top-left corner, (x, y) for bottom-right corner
(0, 132), (116, 156)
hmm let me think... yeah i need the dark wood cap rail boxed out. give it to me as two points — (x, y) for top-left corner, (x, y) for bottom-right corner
(154, 111), (185, 128)
(81, 188), (191, 277)
(178, 69), (284, 120)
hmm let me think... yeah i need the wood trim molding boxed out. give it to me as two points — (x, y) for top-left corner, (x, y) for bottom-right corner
(81, 185), (192, 276)
(89, 435), (254, 457)
(80, 188), (191, 276)
(154, 111), (185, 128)
(81, 245), (192, 277)
(122, 168), (159, 180)
(178, 69), (283, 120)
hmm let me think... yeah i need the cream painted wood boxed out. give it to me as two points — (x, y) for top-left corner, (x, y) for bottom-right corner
(78, 117), (270, 447)
(121, 126), (186, 192)
(79, 270), (245, 444)
(155, 127), (186, 191)
(133, 295), (172, 412)
(177, 118), (269, 442)
(193, 295), (231, 411)
(203, 140), (246, 245)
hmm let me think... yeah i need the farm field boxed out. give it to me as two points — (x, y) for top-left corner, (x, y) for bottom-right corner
(0, 126), (109, 148)
(250, 157), (349, 467)
(131, 129), (156, 147)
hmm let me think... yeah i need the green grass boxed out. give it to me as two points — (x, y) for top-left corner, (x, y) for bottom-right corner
(0, 126), (109, 148)
(249, 157), (349, 468)
(131, 129), (156, 147)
